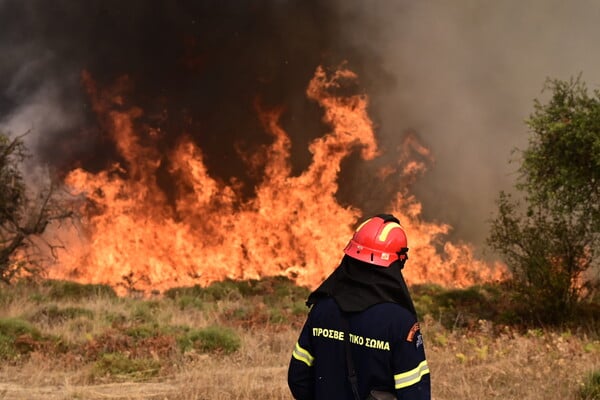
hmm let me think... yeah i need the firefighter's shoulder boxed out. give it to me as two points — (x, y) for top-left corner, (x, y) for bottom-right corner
(307, 296), (339, 316)
(362, 302), (417, 324)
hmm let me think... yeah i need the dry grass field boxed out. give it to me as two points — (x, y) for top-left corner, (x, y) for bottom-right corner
(0, 278), (599, 400)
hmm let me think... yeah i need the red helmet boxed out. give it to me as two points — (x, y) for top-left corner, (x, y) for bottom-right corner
(343, 214), (408, 267)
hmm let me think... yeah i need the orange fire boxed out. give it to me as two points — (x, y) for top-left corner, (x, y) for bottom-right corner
(48, 66), (507, 295)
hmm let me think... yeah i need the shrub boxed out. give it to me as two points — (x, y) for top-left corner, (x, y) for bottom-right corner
(0, 333), (18, 360)
(125, 323), (162, 340)
(130, 300), (161, 324)
(91, 353), (160, 381)
(0, 317), (43, 360)
(29, 305), (94, 326)
(579, 370), (600, 400)
(411, 284), (510, 329)
(164, 276), (310, 304)
(177, 326), (240, 354)
(44, 280), (116, 301)
(174, 295), (204, 310)
(0, 317), (41, 338)
(488, 77), (600, 323)
(163, 284), (204, 300)
(103, 311), (128, 326)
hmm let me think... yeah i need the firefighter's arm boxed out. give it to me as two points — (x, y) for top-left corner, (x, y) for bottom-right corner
(392, 317), (431, 400)
(288, 321), (315, 400)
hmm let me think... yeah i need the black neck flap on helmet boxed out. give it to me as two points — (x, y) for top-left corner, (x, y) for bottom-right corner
(375, 213), (400, 224)
(307, 255), (417, 315)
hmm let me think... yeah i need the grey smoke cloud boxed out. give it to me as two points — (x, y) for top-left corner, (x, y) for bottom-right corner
(3, 79), (82, 149)
(1, 0), (600, 257)
(334, 0), (600, 254)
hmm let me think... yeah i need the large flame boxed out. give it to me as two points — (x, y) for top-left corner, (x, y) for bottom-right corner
(48, 66), (507, 295)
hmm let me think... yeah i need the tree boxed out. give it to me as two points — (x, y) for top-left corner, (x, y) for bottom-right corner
(0, 132), (72, 283)
(488, 77), (600, 322)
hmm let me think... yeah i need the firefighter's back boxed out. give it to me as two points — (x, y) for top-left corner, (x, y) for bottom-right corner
(307, 297), (424, 399)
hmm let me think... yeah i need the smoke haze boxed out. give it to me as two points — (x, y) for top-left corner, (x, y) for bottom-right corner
(2, 0), (600, 256)
(344, 1), (600, 253)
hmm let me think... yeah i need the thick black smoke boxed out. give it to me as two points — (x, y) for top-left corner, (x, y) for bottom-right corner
(0, 1), (382, 186)
(3, 0), (600, 256)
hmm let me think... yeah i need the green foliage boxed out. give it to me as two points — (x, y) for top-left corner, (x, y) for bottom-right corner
(44, 280), (117, 301)
(165, 279), (249, 301)
(163, 284), (204, 300)
(165, 276), (310, 303)
(165, 276), (310, 325)
(91, 353), (161, 381)
(524, 77), (600, 211)
(130, 300), (161, 324)
(29, 304), (94, 325)
(0, 285), (17, 305)
(0, 317), (41, 338)
(124, 323), (162, 340)
(177, 325), (240, 354)
(578, 370), (600, 400)
(259, 276), (311, 306)
(173, 294), (205, 310)
(0, 317), (42, 360)
(103, 311), (128, 326)
(488, 77), (600, 323)
(411, 284), (513, 328)
(0, 333), (19, 360)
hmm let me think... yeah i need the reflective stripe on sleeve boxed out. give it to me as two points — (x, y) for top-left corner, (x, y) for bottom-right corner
(292, 342), (314, 367)
(394, 360), (430, 389)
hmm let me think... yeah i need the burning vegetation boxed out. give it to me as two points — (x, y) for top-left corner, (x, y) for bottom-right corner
(44, 65), (507, 295)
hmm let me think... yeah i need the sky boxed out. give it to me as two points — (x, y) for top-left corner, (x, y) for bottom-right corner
(1, 0), (600, 256)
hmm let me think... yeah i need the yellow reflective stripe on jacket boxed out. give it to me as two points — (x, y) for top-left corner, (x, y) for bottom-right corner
(394, 360), (430, 389)
(292, 342), (314, 367)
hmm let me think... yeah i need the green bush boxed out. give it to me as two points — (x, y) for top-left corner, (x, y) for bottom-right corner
(411, 284), (510, 328)
(268, 308), (286, 323)
(579, 370), (600, 400)
(43, 280), (116, 301)
(163, 284), (204, 300)
(91, 353), (160, 381)
(0, 317), (41, 338)
(174, 295), (204, 310)
(0, 318), (43, 360)
(164, 280), (244, 301)
(177, 325), (240, 354)
(130, 301), (161, 324)
(164, 276), (310, 303)
(125, 323), (162, 340)
(0, 333), (18, 360)
(103, 311), (128, 326)
(412, 284), (446, 317)
(261, 276), (311, 305)
(488, 78), (600, 324)
(29, 305), (94, 325)
(0, 285), (16, 306)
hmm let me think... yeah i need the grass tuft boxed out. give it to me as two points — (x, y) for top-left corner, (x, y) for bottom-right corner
(91, 353), (161, 381)
(0, 317), (43, 360)
(579, 370), (600, 400)
(29, 304), (94, 326)
(0, 317), (42, 338)
(178, 325), (240, 354)
(43, 280), (117, 301)
(130, 300), (161, 324)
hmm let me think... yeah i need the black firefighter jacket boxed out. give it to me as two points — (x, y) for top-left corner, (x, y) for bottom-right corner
(288, 297), (431, 400)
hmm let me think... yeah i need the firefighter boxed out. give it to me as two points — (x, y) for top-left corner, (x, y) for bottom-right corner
(288, 214), (431, 400)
